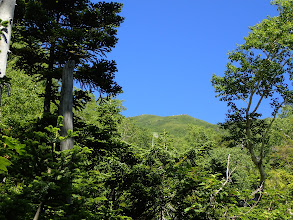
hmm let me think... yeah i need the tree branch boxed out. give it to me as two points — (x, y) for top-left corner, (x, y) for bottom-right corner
(237, 94), (249, 105)
(210, 154), (237, 204)
(260, 101), (284, 161)
(281, 53), (293, 68)
(251, 92), (265, 115)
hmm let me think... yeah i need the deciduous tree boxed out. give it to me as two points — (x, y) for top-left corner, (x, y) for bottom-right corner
(0, 0), (16, 77)
(212, 0), (293, 189)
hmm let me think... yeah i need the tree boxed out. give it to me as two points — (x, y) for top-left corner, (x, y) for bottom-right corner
(59, 60), (75, 151)
(118, 118), (153, 150)
(0, 0), (16, 78)
(0, 59), (44, 126)
(212, 0), (293, 189)
(13, 0), (124, 114)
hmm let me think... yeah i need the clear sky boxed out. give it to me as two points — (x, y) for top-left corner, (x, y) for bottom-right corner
(101, 0), (279, 124)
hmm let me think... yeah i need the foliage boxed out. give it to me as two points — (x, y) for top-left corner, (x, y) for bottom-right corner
(2, 75), (293, 219)
(0, 135), (26, 173)
(123, 114), (221, 153)
(12, 0), (124, 113)
(129, 114), (216, 138)
(118, 117), (153, 151)
(2, 0), (293, 219)
(0, 59), (44, 128)
(211, 0), (293, 188)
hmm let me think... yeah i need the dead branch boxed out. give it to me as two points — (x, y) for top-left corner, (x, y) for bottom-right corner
(210, 154), (237, 205)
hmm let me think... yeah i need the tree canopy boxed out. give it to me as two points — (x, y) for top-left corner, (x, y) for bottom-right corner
(12, 0), (124, 113)
(1, 0), (293, 219)
(212, 0), (293, 188)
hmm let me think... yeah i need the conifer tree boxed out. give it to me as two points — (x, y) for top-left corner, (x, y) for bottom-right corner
(12, 0), (124, 113)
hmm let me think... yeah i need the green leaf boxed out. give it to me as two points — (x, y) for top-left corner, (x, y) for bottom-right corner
(2, 136), (26, 155)
(0, 156), (12, 173)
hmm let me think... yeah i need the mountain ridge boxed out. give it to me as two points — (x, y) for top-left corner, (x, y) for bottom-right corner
(128, 114), (217, 138)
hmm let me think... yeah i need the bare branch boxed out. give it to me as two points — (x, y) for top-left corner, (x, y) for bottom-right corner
(246, 91), (255, 115)
(210, 154), (237, 205)
(247, 77), (262, 115)
(237, 94), (249, 105)
(251, 92), (265, 115)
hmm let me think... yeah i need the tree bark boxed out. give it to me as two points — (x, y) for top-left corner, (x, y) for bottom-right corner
(0, 0), (16, 78)
(246, 118), (266, 189)
(33, 202), (42, 220)
(43, 77), (52, 113)
(60, 60), (75, 151)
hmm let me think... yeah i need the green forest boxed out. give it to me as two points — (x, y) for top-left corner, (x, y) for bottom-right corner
(1, 0), (293, 219)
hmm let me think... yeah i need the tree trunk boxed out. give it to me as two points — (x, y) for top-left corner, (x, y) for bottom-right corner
(247, 145), (266, 185)
(245, 118), (266, 194)
(59, 61), (75, 209)
(60, 60), (75, 151)
(33, 202), (42, 220)
(0, 0), (16, 78)
(258, 162), (266, 189)
(43, 77), (52, 113)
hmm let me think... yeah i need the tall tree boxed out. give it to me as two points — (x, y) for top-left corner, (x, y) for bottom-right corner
(60, 60), (75, 151)
(12, 0), (123, 113)
(212, 0), (293, 189)
(0, 0), (16, 78)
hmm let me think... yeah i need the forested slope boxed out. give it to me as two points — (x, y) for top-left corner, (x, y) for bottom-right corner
(1, 59), (293, 220)
(0, 0), (293, 219)
(129, 114), (217, 137)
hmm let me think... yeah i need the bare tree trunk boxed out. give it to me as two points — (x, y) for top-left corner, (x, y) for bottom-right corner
(0, 0), (16, 78)
(33, 202), (42, 220)
(43, 77), (52, 114)
(60, 60), (75, 151)
(59, 61), (75, 209)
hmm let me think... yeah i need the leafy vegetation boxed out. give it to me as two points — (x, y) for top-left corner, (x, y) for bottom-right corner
(128, 114), (216, 137)
(0, 0), (293, 219)
(212, 0), (293, 192)
(12, 0), (124, 113)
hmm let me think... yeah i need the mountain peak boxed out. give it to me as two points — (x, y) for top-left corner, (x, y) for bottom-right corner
(129, 114), (215, 137)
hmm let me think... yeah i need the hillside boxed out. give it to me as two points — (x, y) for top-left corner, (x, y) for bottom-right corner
(129, 114), (218, 137)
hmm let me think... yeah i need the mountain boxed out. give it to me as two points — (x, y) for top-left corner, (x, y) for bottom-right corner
(128, 114), (217, 138)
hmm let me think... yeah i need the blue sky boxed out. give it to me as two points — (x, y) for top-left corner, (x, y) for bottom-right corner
(102, 0), (279, 124)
